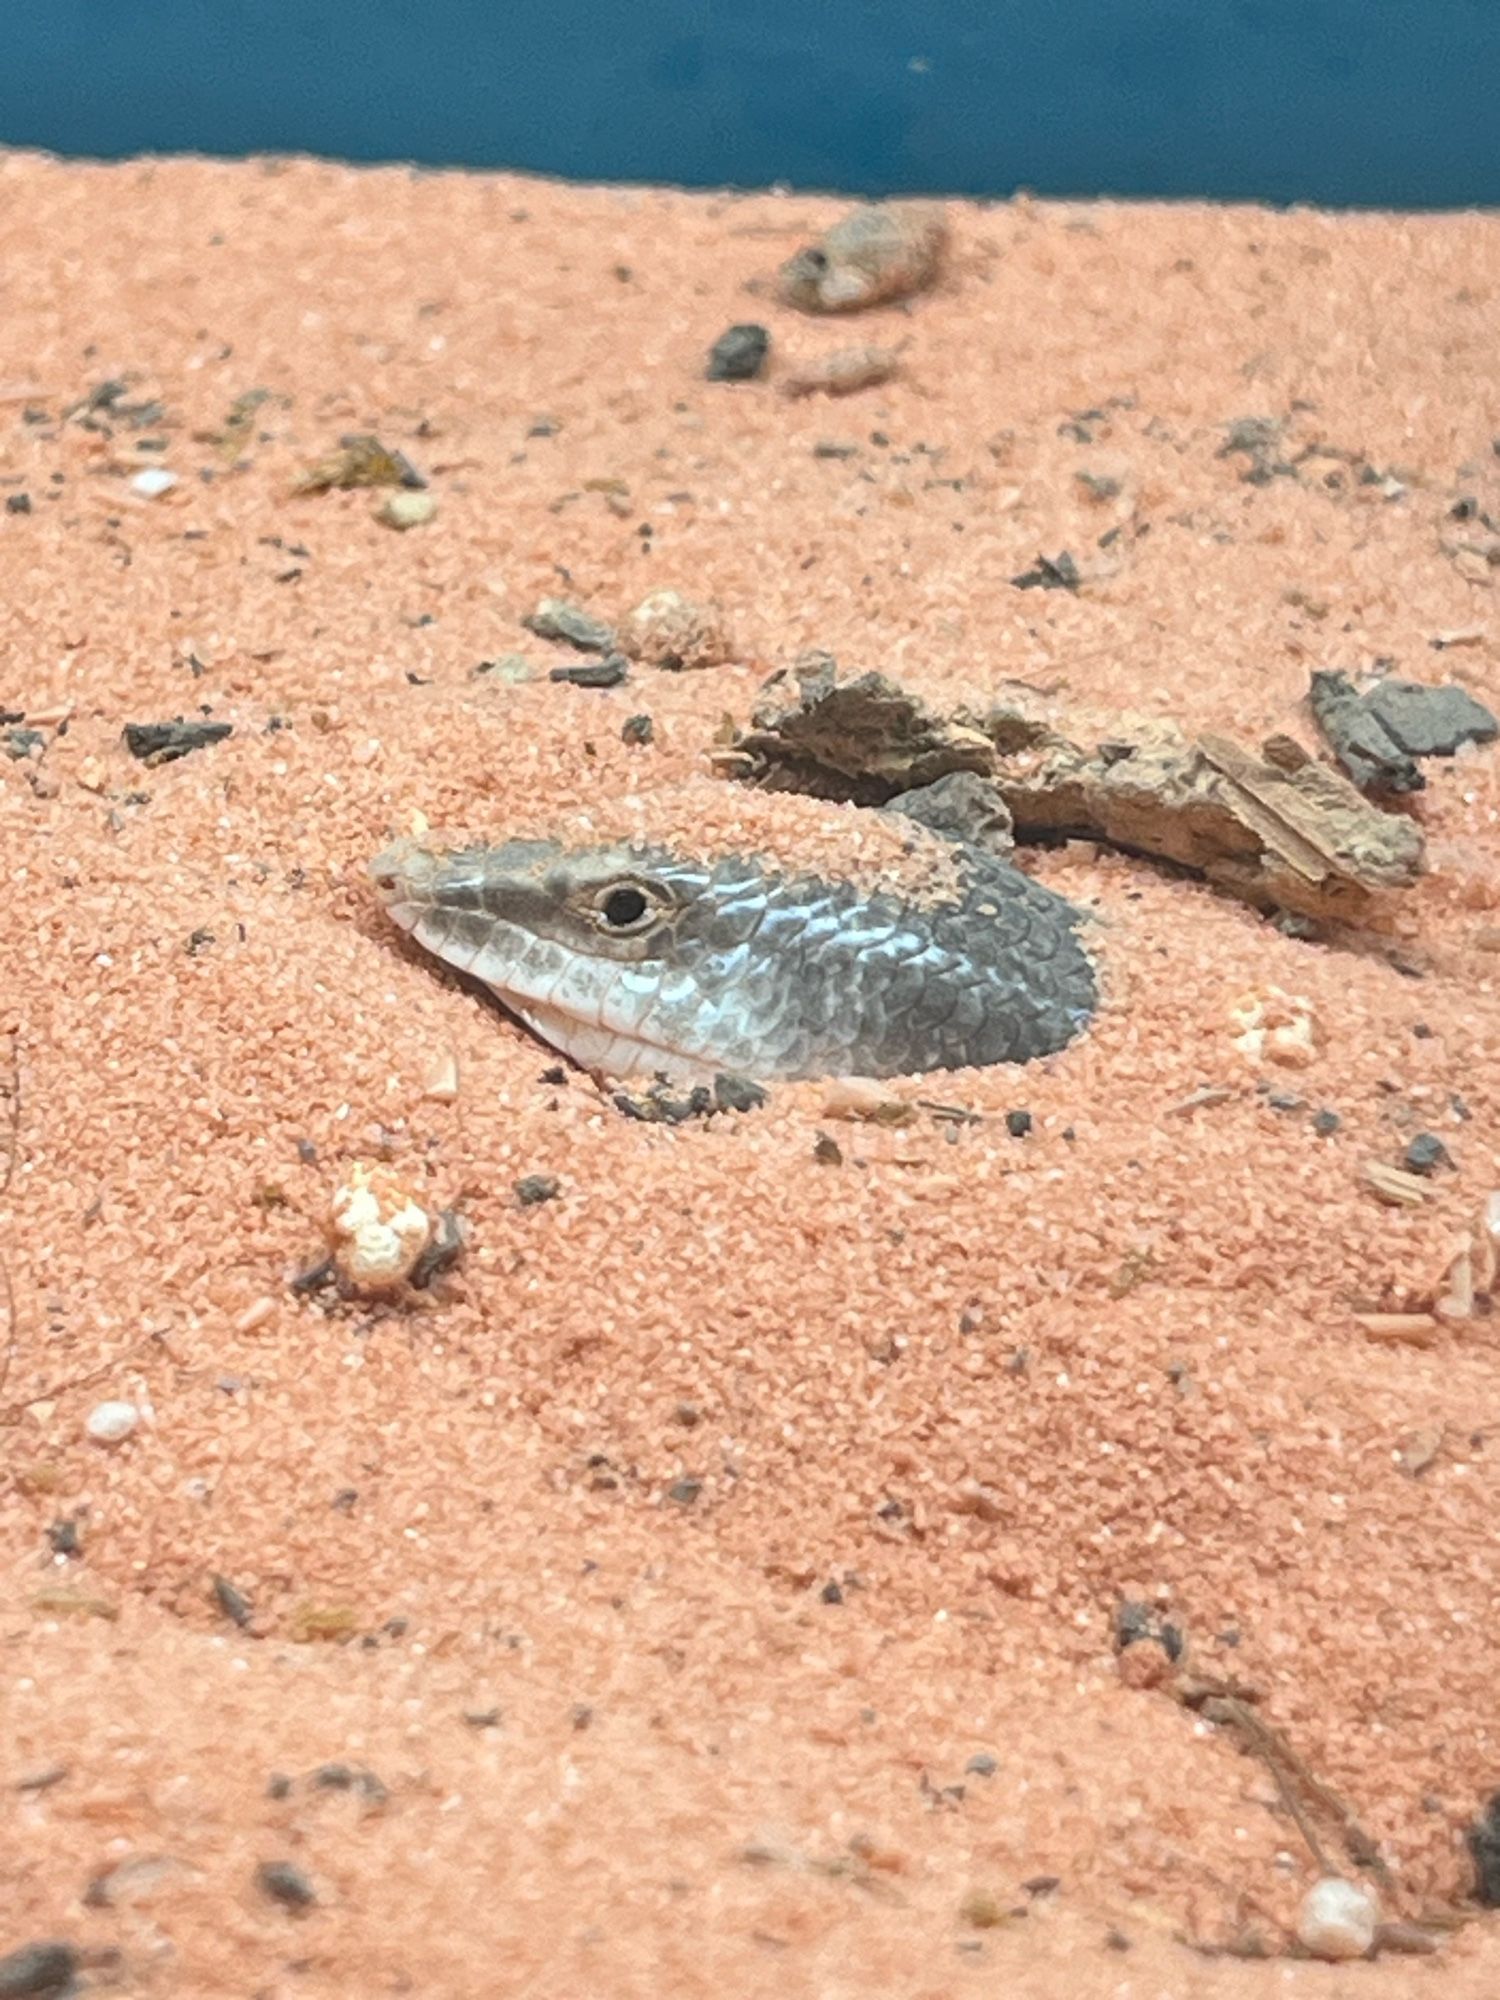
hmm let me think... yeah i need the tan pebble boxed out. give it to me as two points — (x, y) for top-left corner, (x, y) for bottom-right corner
(948, 1479), (1005, 1522)
(616, 589), (733, 672)
(75, 757), (108, 794)
(1452, 548), (1494, 585)
(233, 1295), (277, 1336)
(1116, 1639), (1177, 1690)
(779, 345), (901, 399)
(1353, 1312), (1440, 1348)
(778, 200), (947, 313)
(422, 1053), (461, 1103)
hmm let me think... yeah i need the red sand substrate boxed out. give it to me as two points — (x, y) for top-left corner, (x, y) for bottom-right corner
(2, 150), (1500, 1995)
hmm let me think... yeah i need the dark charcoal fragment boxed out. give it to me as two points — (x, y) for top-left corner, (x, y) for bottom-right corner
(620, 712), (655, 746)
(5, 493), (31, 515)
(1011, 550), (1080, 591)
(612, 1083), (714, 1125)
(0, 1942), (77, 1999)
(883, 770), (1014, 855)
(1469, 1792), (1500, 1906)
(1363, 679), (1498, 758)
(1113, 1599), (1183, 1661)
(548, 653), (629, 689)
(46, 1518), (80, 1558)
(515, 1173), (561, 1207)
(1312, 1109), (1341, 1136)
(311, 1762), (388, 1807)
(1005, 1109), (1033, 1138)
(666, 1478), (702, 1506)
(408, 1206), (469, 1289)
(212, 1574), (253, 1627)
(3, 729), (42, 759)
(256, 1859), (316, 1909)
(712, 1074), (768, 1114)
(123, 717), (233, 766)
(706, 323), (770, 382)
(1306, 670), (1423, 795)
(1403, 1132), (1451, 1176)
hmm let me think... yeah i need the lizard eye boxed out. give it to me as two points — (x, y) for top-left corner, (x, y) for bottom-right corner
(591, 881), (662, 934)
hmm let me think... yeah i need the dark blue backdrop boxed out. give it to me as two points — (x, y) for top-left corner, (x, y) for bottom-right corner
(1, 1), (1496, 207)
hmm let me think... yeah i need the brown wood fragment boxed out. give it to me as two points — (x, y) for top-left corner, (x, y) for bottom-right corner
(1360, 1162), (1437, 1208)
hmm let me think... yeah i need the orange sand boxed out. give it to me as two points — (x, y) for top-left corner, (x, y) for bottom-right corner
(3, 150), (1500, 1995)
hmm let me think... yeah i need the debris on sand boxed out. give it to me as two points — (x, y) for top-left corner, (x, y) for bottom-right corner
(706, 323), (769, 381)
(1011, 550), (1081, 592)
(123, 717), (233, 765)
(617, 589), (733, 671)
(721, 658), (1425, 923)
(523, 597), (617, 653)
(723, 652), (994, 803)
(1469, 1793), (1500, 1905)
(292, 433), (425, 495)
(778, 201), (948, 313)
(1307, 669), (1497, 795)
(779, 345), (902, 399)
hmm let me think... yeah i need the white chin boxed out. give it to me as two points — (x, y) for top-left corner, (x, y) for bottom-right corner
(505, 998), (715, 1085)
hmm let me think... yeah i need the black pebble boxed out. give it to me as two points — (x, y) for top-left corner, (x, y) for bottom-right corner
(212, 1574), (253, 1627)
(712, 1073), (768, 1114)
(965, 1753), (999, 1778)
(820, 1580), (844, 1604)
(45, 1518), (80, 1558)
(1403, 1132), (1451, 1175)
(4, 728), (44, 759)
(123, 717), (232, 765)
(0, 1942), (77, 1999)
(706, 323), (770, 382)
(1312, 1109), (1341, 1136)
(1114, 1599), (1183, 1661)
(621, 712), (654, 746)
(1011, 551), (1080, 592)
(667, 1478), (702, 1506)
(549, 654), (628, 689)
(5, 493), (31, 515)
(256, 1859), (316, 1909)
(515, 1173), (561, 1207)
(1469, 1793), (1500, 1905)
(1005, 1109), (1033, 1138)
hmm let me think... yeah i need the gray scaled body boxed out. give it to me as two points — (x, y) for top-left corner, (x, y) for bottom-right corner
(370, 834), (1097, 1084)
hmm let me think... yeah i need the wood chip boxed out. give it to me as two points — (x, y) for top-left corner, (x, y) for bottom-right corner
(1360, 1161), (1437, 1207)
(1353, 1312), (1440, 1347)
(821, 1077), (915, 1125)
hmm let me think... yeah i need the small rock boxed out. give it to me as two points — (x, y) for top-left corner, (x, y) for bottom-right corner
(325, 1161), (432, 1292)
(212, 1574), (253, 1627)
(376, 491), (436, 530)
(779, 344), (901, 399)
(706, 323), (769, 381)
(1312, 1109), (1341, 1136)
(1297, 1876), (1379, 1961)
(617, 589), (732, 672)
(666, 1478), (702, 1506)
(515, 1173), (560, 1207)
(256, 1859), (316, 1910)
(84, 1855), (186, 1909)
(0, 1942), (78, 1999)
(5, 493), (32, 515)
(620, 712), (654, 746)
(958, 1889), (1008, 1930)
(421, 1053), (461, 1103)
(523, 597), (615, 653)
(85, 1400), (139, 1445)
(1230, 987), (1319, 1068)
(407, 1206), (469, 1291)
(129, 466), (178, 499)
(1005, 1109), (1033, 1139)
(778, 201), (947, 313)
(964, 1753), (999, 1778)
(3, 728), (44, 760)
(1468, 1792), (1500, 1905)
(548, 654), (629, 689)
(472, 654), (536, 683)
(1403, 1132), (1451, 1175)
(821, 1077), (914, 1125)
(1114, 1599), (1184, 1661)
(46, 1518), (81, 1558)
(1363, 679), (1497, 758)
(123, 717), (232, 765)
(712, 1074), (767, 1114)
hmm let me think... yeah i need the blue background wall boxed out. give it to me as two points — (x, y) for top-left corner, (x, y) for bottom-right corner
(1, 0), (1496, 207)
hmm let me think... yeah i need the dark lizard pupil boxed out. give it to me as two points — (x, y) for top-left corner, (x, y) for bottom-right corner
(602, 886), (648, 928)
